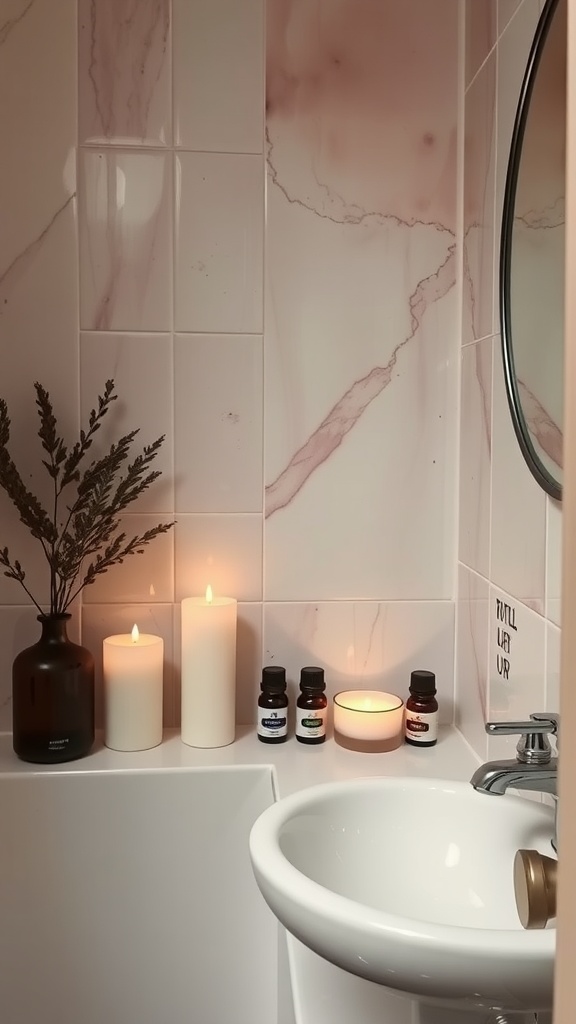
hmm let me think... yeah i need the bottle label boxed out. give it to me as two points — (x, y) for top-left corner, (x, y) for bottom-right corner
(295, 706), (326, 739)
(404, 709), (438, 743)
(257, 707), (287, 739)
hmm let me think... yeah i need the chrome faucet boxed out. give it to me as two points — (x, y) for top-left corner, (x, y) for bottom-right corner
(471, 713), (559, 795)
(470, 713), (559, 848)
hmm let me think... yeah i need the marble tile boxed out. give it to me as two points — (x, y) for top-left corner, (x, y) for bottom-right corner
(495, 0), (542, 269)
(264, 282), (459, 600)
(463, 51), (496, 344)
(455, 565), (489, 762)
(79, 149), (172, 331)
(173, 0), (264, 153)
(80, 333), (174, 514)
(498, 0), (526, 36)
(174, 334), (263, 513)
(545, 621), (560, 714)
(81, 515), (175, 604)
(0, 0), (79, 602)
(458, 338), (493, 578)
(78, 0), (171, 146)
(466, 0), (497, 87)
(490, 342), (546, 610)
(263, 601), (455, 723)
(174, 514), (263, 602)
(545, 496), (562, 626)
(486, 584), (546, 758)
(82, 603), (175, 728)
(264, 0), (458, 601)
(175, 153), (264, 334)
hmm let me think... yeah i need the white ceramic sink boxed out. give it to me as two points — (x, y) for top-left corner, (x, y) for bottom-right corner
(249, 777), (556, 1013)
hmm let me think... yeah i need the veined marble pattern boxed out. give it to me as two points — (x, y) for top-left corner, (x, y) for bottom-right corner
(78, 0), (171, 146)
(79, 149), (172, 331)
(265, 0), (458, 600)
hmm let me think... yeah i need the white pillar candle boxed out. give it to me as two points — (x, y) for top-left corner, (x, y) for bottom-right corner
(181, 587), (237, 748)
(103, 625), (164, 751)
(333, 690), (404, 752)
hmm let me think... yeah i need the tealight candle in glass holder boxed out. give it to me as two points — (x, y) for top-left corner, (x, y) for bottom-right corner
(333, 690), (404, 752)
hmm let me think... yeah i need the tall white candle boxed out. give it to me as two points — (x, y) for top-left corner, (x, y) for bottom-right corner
(103, 625), (164, 751)
(181, 587), (237, 748)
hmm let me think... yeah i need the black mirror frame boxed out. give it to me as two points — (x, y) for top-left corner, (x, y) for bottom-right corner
(499, 0), (563, 501)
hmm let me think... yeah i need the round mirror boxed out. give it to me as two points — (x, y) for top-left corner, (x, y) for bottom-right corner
(500, 0), (566, 500)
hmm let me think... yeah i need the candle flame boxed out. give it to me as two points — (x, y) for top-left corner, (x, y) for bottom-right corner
(205, 584), (213, 604)
(131, 623), (140, 643)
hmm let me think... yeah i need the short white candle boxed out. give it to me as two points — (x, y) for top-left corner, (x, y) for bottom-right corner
(181, 586), (237, 748)
(103, 625), (164, 751)
(333, 690), (404, 751)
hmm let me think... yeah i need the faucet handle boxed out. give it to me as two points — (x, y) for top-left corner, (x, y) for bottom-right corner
(485, 714), (559, 764)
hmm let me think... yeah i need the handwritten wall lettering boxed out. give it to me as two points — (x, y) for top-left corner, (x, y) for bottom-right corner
(495, 598), (518, 680)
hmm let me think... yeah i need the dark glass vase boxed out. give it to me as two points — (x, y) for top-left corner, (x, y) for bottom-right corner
(12, 613), (95, 764)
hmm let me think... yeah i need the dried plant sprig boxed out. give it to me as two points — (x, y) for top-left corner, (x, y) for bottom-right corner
(0, 381), (174, 615)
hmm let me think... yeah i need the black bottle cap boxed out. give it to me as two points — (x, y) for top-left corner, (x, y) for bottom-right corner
(261, 665), (287, 692)
(299, 666), (326, 692)
(409, 669), (436, 696)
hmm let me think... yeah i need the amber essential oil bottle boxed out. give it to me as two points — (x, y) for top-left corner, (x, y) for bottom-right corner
(404, 669), (438, 747)
(257, 666), (289, 743)
(296, 666), (327, 744)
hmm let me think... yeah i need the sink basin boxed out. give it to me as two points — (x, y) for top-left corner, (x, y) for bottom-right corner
(249, 777), (556, 1012)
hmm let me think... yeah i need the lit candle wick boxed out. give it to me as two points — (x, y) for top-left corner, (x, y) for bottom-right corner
(205, 584), (213, 605)
(131, 623), (140, 643)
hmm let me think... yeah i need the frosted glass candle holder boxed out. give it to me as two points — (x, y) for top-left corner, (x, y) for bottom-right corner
(333, 690), (404, 752)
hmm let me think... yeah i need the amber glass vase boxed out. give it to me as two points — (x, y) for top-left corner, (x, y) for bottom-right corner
(12, 613), (95, 764)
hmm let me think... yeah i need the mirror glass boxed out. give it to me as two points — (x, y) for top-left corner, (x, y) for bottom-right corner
(500, 0), (566, 499)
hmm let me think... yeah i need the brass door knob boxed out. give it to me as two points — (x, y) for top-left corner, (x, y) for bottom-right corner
(514, 848), (557, 929)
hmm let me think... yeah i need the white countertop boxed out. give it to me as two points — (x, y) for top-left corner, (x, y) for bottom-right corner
(0, 725), (481, 797)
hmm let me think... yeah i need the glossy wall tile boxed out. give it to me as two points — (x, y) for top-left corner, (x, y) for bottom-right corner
(173, 0), (264, 153)
(79, 149), (172, 331)
(80, 333), (174, 514)
(264, 0), (459, 602)
(174, 334), (263, 513)
(175, 153), (264, 334)
(78, 0), (171, 147)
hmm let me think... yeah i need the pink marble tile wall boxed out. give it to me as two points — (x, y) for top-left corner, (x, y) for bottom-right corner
(265, 0), (458, 602)
(456, 0), (562, 760)
(0, 0), (461, 731)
